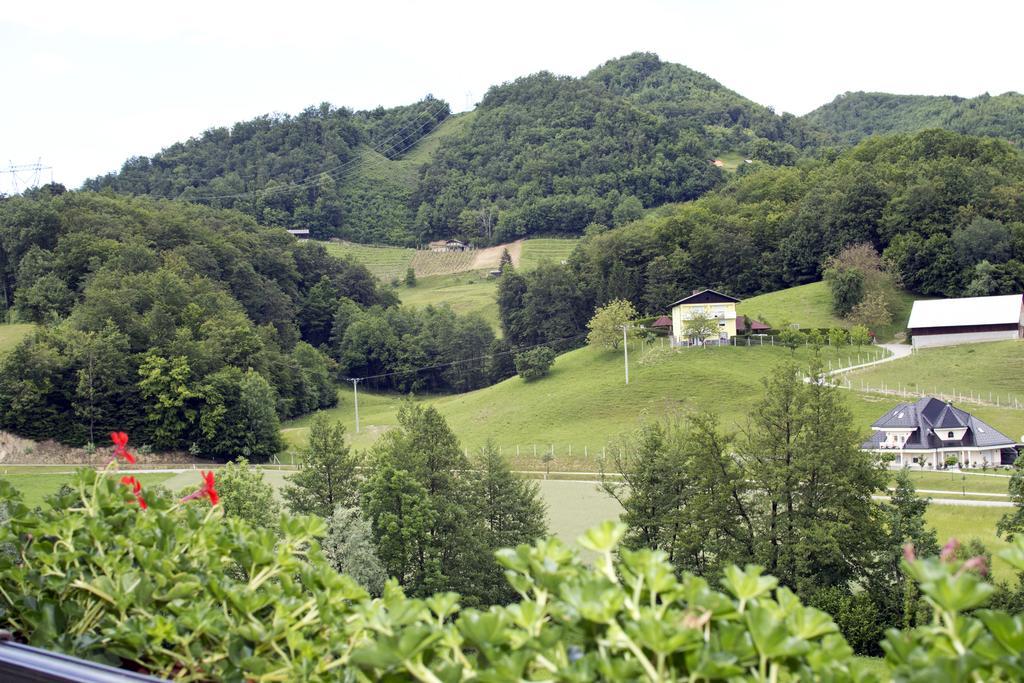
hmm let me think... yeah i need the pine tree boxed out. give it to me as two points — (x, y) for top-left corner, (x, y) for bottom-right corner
(283, 413), (359, 517)
(322, 507), (387, 595)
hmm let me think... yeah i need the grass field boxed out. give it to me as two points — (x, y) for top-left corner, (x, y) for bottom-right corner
(736, 282), (916, 341)
(518, 238), (579, 270)
(323, 242), (414, 281)
(398, 271), (501, 330)
(850, 340), (1024, 409)
(282, 343), (921, 469)
(0, 471), (176, 508)
(897, 470), (1010, 495)
(0, 324), (33, 354)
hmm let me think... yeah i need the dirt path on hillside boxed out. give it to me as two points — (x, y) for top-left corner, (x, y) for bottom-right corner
(472, 239), (523, 269)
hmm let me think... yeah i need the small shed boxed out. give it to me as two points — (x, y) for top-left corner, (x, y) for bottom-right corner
(286, 229), (310, 240)
(651, 315), (672, 330)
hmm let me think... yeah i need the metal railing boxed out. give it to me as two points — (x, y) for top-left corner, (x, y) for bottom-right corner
(0, 641), (165, 682)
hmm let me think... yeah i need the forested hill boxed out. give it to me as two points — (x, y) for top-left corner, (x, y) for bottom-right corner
(410, 53), (816, 243)
(565, 129), (1024, 318)
(803, 91), (1024, 147)
(84, 53), (815, 246)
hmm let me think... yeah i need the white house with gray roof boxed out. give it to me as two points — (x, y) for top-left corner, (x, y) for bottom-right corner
(862, 396), (1017, 468)
(907, 294), (1023, 348)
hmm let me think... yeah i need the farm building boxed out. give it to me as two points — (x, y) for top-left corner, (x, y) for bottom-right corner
(428, 239), (467, 252)
(285, 228), (310, 240)
(862, 396), (1017, 468)
(670, 289), (741, 344)
(907, 294), (1023, 348)
(650, 315), (672, 331)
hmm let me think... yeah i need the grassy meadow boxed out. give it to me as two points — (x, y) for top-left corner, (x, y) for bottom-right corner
(0, 324), (33, 354)
(0, 471), (176, 508)
(281, 342), (934, 469)
(736, 281), (917, 341)
(849, 340), (1024, 408)
(324, 241), (414, 281)
(398, 271), (501, 330)
(518, 238), (579, 270)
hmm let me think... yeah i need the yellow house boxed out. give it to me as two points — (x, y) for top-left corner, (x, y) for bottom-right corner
(670, 289), (741, 344)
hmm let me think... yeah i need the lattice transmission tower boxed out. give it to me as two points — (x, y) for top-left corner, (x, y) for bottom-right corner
(3, 158), (53, 194)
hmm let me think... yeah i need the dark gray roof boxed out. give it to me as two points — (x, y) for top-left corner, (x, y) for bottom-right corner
(670, 289), (740, 307)
(863, 396), (1015, 450)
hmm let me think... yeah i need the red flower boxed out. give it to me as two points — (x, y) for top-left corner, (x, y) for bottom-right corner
(119, 475), (148, 509)
(109, 431), (137, 464)
(181, 470), (219, 506)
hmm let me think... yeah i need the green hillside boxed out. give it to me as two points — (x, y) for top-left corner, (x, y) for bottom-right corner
(848, 340), (1024, 424)
(284, 343), (898, 464)
(324, 241), (414, 281)
(736, 281), (917, 341)
(0, 324), (34, 354)
(803, 91), (1024, 147)
(398, 271), (500, 331)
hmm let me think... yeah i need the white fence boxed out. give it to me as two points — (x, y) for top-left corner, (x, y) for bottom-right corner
(832, 376), (1024, 410)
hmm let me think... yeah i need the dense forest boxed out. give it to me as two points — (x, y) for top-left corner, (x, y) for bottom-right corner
(83, 98), (450, 245)
(0, 188), (503, 455)
(805, 91), (1024, 147)
(561, 130), (1024, 318)
(83, 53), (822, 246)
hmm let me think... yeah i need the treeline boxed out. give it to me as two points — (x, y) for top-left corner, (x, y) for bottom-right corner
(805, 90), (1024, 147)
(84, 98), (450, 244)
(0, 189), (496, 456)
(561, 129), (1024, 317)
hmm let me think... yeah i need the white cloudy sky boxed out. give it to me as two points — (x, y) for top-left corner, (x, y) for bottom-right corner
(2, 0), (1020, 193)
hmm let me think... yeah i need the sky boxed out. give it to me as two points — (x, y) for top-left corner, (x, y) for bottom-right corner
(2, 0), (1021, 193)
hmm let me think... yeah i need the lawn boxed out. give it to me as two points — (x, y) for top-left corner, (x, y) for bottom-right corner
(0, 324), (34, 354)
(925, 505), (1015, 582)
(894, 470), (1010, 495)
(518, 238), (579, 270)
(850, 340), (1024, 410)
(1, 471), (176, 508)
(282, 343), (882, 470)
(322, 241), (414, 281)
(736, 281), (916, 341)
(398, 271), (501, 331)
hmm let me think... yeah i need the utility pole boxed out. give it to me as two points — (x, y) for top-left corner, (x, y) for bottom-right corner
(622, 324), (629, 385)
(347, 378), (362, 433)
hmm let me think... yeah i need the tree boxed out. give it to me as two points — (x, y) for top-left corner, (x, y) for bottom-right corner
(683, 310), (716, 343)
(361, 404), (489, 602)
(606, 358), (887, 595)
(404, 267), (416, 287)
(998, 457), (1024, 541)
(209, 457), (281, 530)
(735, 358), (886, 592)
(848, 292), (893, 328)
(468, 441), (548, 603)
(825, 267), (865, 317)
(499, 248), (512, 269)
(514, 347), (555, 381)
(322, 506), (387, 595)
(283, 413), (359, 517)
(586, 299), (637, 350)
(137, 353), (200, 450)
(612, 195), (644, 226)
(850, 324), (872, 346)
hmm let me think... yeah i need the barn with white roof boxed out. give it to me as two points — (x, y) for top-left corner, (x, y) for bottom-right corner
(907, 294), (1023, 348)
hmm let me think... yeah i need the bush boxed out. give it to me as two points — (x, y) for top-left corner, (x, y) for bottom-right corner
(514, 346), (555, 381)
(778, 327), (806, 349)
(3, 465), (1024, 681)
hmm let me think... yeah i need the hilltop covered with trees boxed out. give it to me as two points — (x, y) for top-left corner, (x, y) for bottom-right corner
(804, 91), (1024, 147)
(84, 53), (822, 246)
(0, 188), (501, 455)
(563, 129), (1024, 319)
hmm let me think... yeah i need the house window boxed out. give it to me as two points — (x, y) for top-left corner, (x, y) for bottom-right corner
(947, 431), (954, 439)
(718, 321), (726, 327)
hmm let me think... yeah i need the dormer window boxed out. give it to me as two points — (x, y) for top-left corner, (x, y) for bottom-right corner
(947, 431), (954, 439)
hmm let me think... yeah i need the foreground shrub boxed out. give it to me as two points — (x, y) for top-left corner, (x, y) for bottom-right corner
(1, 462), (1023, 681)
